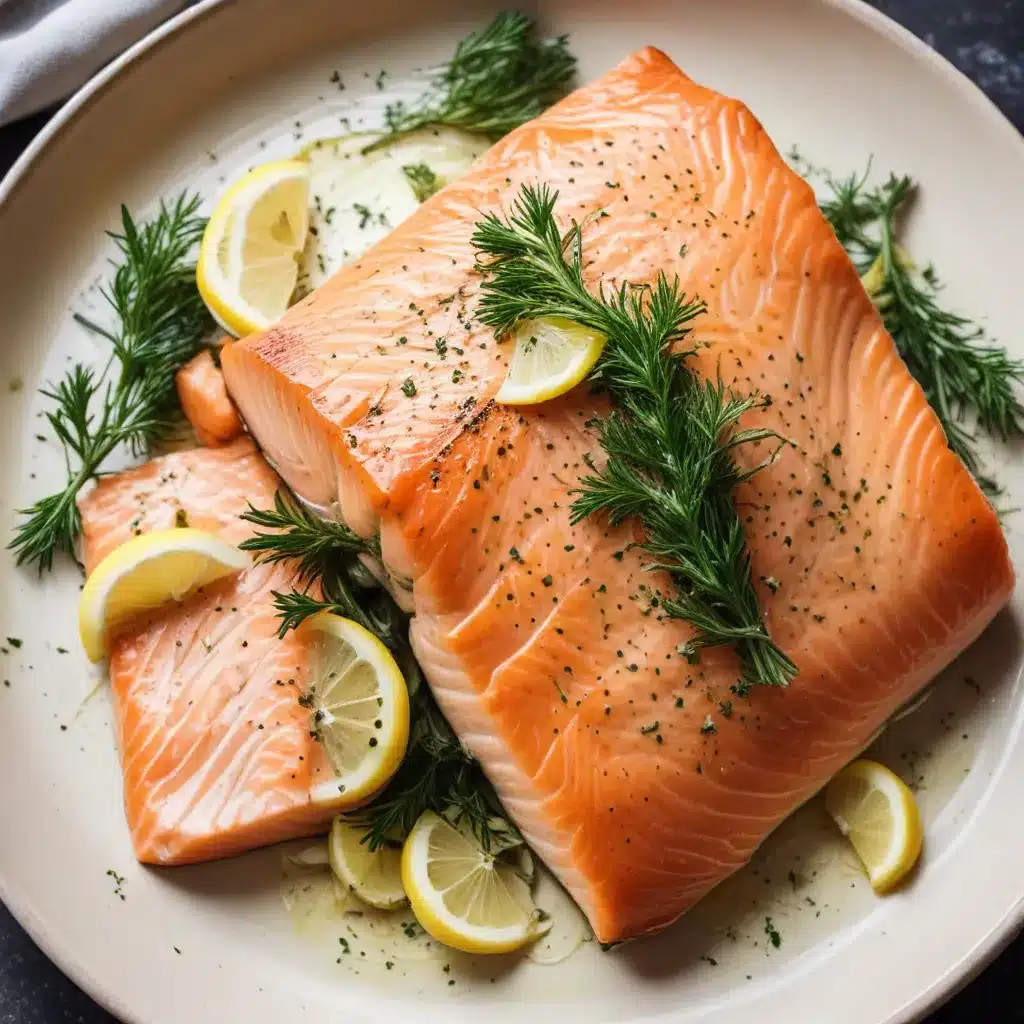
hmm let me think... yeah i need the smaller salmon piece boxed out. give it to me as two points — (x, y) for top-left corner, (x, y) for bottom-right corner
(175, 348), (243, 447)
(79, 437), (345, 864)
(81, 436), (260, 575)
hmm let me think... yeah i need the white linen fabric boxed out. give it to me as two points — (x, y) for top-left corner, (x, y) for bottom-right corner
(0, 0), (189, 126)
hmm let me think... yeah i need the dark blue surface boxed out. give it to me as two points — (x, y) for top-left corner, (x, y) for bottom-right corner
(1, 1), (1022, 1021)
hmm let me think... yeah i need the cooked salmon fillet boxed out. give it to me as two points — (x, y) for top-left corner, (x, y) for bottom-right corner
(79, 437), (344, 864)
(174, 348), (243, 448)
(221, 49), (1014, 941)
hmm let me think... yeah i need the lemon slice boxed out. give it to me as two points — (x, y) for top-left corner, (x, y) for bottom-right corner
(79, 528), (249, 662)
(495, 316), (606, 405)
(196, 159), (310, 337)
(328, 816), (407, 909)
(824, 758), (923, 894)
(401, 810), (549, 954)
(303, 612), (410, 806)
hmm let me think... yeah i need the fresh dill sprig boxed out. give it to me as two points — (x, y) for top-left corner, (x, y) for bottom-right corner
(239, 489), (376, 586)
(402, 162), (442, 203)
(239, 489), (403, 647)
(472, 183), (796, 691)
(819, 166), (1023, 493)
(365, 11), (576, 152)
(9, 193), (212, 572)
(240, 489), (512, 850)
(346, 683), (515, 852)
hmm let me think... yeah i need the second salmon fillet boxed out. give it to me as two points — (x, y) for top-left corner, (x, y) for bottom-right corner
(222, 48), (1014, 941)
(79, 438), (346, 864)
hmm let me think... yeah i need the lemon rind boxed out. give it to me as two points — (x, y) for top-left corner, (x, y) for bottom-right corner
(78, 528), (249, 663)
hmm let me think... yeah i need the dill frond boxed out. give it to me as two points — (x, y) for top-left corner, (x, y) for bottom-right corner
(240, 490), (374, 586)
(345, 683), (515, 852)
(401, 163), (442, 202)
(365, 12), (576, 152)
(820, 168), (1023, 493)
(239, 489), (402, 646)
(9, 193), (212, 572)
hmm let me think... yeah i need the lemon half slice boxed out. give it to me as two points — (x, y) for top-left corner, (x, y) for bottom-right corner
(401, 810), (549, 954)
(328, 816), (407, 909)
(304, 613), (410, 806)
(495, 316), (606, 406)
(79, 528), (249, 662)
(197, 159), (310, 337)
(825, 758), (923, 894)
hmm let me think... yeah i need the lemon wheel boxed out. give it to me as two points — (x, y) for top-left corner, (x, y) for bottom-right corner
(401, 810), (548, 954)
(303, 613), (410, 807)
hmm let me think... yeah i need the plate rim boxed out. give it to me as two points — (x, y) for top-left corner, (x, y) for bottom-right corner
(1, 1), (1023, 1021)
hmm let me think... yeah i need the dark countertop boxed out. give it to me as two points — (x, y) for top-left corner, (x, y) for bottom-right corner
(1, 1), (1022, 1021)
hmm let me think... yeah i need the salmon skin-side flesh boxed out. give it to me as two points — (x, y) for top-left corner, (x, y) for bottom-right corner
(211, 48), (1015, 942)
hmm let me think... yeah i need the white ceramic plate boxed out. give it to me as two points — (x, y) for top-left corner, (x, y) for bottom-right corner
(1, 1), (1023, 1021)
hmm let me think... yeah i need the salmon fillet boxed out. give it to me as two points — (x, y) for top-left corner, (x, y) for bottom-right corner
(174, 348), (243, 448)
(221, 49), (1014, 941)
(79, 437), (344, 864)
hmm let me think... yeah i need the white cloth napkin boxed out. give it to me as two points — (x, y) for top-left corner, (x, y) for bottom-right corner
(0, 0), (190, 127)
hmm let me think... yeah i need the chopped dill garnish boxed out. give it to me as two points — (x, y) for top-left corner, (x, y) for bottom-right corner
(472, 183), (796, 690)
(106, 868), (126, 901)
(9, 193), (212, 572)
(402, 163), (442, 202)
(352, 202), (377, 230)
